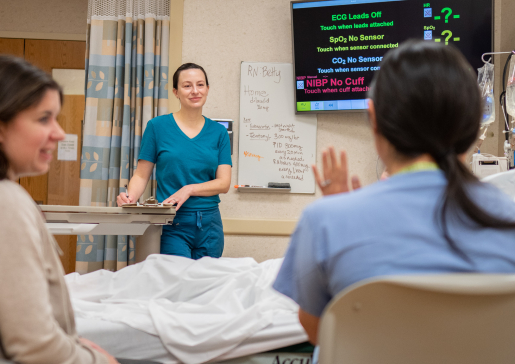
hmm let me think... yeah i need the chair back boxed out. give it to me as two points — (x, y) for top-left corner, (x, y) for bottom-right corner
(318, 274), (515, 364)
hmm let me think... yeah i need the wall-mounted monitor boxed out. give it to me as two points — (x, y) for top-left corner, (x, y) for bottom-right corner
(291, 0), (493, 113)
(213, 119), (234, 154)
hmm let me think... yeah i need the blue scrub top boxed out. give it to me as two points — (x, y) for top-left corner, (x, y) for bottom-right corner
(273, 171), (515, 317)
(138, 114), (232, 211)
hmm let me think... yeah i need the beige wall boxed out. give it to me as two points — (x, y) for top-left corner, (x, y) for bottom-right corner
(0, 0), (87, 40)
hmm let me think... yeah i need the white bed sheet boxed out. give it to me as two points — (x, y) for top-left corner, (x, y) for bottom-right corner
(76, 313), (307, 363)
(67, 255), (307, 364)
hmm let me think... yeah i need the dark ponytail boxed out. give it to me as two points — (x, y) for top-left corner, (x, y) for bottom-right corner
(370, 40), (515, 258)
(0, 55), (63, 180)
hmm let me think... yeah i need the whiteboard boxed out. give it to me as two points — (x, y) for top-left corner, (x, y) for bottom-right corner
(238, 62), (317, 194)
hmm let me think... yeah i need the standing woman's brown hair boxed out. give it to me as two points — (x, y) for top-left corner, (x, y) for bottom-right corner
(0, 55), (63, 180)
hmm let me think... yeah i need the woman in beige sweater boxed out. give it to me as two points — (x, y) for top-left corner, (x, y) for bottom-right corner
(0, 55), (119, 364)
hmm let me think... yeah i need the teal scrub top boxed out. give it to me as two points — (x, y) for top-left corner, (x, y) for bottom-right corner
(138, 114), (232, 211)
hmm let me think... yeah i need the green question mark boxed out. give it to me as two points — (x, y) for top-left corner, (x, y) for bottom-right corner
(442, 7), (452, 23)
(441, 30), (453, 45)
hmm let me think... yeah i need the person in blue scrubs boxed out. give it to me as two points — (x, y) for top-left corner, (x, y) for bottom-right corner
(273, 40), (515, 345)
(117, 63), (231, 259)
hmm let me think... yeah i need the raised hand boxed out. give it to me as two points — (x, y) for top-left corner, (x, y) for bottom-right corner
(312, 146), (361, 196)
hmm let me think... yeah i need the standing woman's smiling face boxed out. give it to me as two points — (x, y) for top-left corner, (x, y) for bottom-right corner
(173, 69), (209, 109)
(0, 89), (65, 180)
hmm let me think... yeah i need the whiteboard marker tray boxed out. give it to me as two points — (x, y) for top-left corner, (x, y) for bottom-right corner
(237, 187), (291, 193)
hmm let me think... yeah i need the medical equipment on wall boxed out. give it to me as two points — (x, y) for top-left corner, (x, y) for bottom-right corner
(499, 51), (515, 169)
(506, 55), (515, 118)
(478, 51), (515, 170)
(478, 61), (495, 127)
(474, 58), (496, 156)
(212, 119), (234, 154)
(472, 153), (508, 179)
(503, 53), (515, 169)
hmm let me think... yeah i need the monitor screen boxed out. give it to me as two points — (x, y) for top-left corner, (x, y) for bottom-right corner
(291, 0), (492, 113)
(216, 121), (230, 129)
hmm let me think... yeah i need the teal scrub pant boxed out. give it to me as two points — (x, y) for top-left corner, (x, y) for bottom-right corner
(160, 207), (224, 259)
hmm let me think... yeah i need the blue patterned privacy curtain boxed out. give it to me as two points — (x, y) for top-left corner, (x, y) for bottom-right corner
(76, 0), (170, 274)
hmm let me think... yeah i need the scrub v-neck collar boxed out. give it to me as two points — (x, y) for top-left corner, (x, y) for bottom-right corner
(170, 114), (207, 141)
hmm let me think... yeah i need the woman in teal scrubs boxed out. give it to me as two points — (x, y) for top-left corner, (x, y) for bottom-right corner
(117, 63), (231, 259)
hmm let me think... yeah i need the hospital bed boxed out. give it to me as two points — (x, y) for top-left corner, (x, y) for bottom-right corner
(65, 255), (311, 364)
(41, 206), (311, 363)
(76, 315), (312, 364)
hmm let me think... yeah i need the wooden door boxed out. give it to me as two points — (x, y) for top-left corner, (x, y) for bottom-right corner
(23, 40), (85, 206)
(26, 40), (86, 274)
(0, 39), (86, 274)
